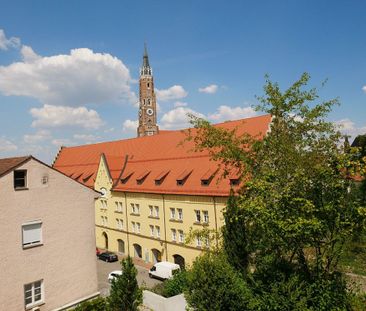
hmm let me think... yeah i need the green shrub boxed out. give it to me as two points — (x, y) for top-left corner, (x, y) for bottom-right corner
(162, 270), (188, 297)
(73, 297), (107, 311)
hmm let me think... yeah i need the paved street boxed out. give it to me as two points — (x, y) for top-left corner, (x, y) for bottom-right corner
(97, 258), (162, 297)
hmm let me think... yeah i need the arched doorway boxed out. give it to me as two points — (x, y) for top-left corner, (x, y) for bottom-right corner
(133, 243), (142, 259)
(102, 232), (108, 250)
(151, 249), (162, 264)
(117, 239), (125, 254)
(173, 254), (185, 269)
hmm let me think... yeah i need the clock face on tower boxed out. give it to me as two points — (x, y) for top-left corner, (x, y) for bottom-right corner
(146, 108), (154, 116)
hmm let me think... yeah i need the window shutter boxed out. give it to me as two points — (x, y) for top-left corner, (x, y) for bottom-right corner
(23, 223), (42, 245)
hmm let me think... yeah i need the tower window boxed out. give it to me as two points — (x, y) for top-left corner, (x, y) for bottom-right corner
(147, 83), (150, 88)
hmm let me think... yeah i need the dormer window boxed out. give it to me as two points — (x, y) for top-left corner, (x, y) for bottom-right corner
(200, 169), (217, 186)
(14, 170), (27, 189)
(120, 172), (134, 184)
(230, 178), (240, 186)
(136, 171), (150, 185)
(155, 170), (170, 186)
(176, 170), (192, 186)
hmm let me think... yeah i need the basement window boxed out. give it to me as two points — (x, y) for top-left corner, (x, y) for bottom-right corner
(230, 178), (240, 186)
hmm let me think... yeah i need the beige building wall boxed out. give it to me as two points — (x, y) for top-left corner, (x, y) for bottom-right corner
(94, 158), (228, 267)
(0, 158), (98, 311)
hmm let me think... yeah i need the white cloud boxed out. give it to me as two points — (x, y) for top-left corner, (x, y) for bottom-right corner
(208, 105), (257, 122)
(73, 134), (100, 142)
(21, 45), (41, 63)
(30, 104), (104, 129)
(23, 130), (51, 144)
(122, 119), (138, 133)
(174, 101), (188, 107)
(362, 85), (366, 93)
(52, 138), (74, 147)
(334, 118), (366, 138)
(0, 47), (136, 106)
(0, 29), (20, 50)
(198, 84), (218, 94)
(156, 85), (187, 102)
(0, 137), (18, 152)
(160, 107), (205, 130)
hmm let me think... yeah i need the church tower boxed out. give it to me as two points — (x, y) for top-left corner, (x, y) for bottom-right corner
(137, 44), (159, 137)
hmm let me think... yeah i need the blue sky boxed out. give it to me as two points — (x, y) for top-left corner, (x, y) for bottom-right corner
(0, 0), (365, 163)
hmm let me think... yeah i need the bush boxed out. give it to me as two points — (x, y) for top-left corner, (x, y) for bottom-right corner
(73, 297), (107, 311)
(162, 270), (188, 297)
(185, 252), (253, 311)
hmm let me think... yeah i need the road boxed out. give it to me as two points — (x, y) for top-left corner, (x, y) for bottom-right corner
(97, 258), (162, 297)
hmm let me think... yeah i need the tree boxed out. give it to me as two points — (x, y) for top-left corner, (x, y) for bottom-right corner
(188, 73), (366, 309)
(185, 252), (253, 311)
(108, 256), (142, 311)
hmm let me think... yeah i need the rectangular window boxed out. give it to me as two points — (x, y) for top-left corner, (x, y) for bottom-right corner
(24, 280), (43, 308)
(150, 225), (154, 236)
(156, 226), (160, 238)
(178, 230), (184, 243)
(154, 206), (159, 218)
(171, 229), (177, 241)
(170, 208), (176, 220)
(115, 202), (123, 212)
(177, 208), (183, 221)
(131, 221), (135, 232)
(105, 217), (108, 226)
(195, 210), (201, 223)
(22, 222), (42, 248)
(203, 211), (209, 223)
(101, 200), (107, 209)
(14, 170), (27, 189)
(136, 222), (141, 233)
(136, 204), (140, 214)
(116, 219), (123, 230)
(149, 205), (153, 216)
(196, 236), (202, 247)
(205, 237), (210, 248)
(131, 203), (135, 213)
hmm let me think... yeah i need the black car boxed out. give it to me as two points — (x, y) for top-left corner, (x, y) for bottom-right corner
(98, 252), (118, 262)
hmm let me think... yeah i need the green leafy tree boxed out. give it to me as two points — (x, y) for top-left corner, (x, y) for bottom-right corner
(185, 252), (253, 311)
(108, 256), (142, 311)
(188, 73), (366, 309)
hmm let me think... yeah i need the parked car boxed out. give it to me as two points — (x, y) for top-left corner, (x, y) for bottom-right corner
(98, 252), (118, 262)
(108, 270), (123, 283)
(149, 261), (180, 280)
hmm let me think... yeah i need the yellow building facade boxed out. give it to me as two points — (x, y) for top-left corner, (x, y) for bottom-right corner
(94, 155), (227, 267)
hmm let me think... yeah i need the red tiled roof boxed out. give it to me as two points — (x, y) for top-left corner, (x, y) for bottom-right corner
(53, 114), (272, 195)
(0, 156), (31, 177)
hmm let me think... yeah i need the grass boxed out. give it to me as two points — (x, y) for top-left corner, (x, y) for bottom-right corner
(339, 233), (366, 276)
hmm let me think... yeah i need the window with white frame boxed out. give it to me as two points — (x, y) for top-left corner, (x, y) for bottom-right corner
(136, 204), (140, 214)
(131, 221), (136, 232)
(154, 206), (159, 218)
(116, 219), (123, 230)
(105, 216), (108, 226)
(178, 230), (184, 243)
(205, 237), (210, 248)
(195, 210), (201, 223)
(196, 236), (202, 247)
(203, 211), (209, 223)
(156, 226), (160, 238)
(149, 205), (153, 216)
(177, 208), (183, 221)
(115, 202), (123, 212)
(131, 203), (140, 214)
(170, 208), (176, 219)
(101, 200), (107, 209)
(22, 221), (42, 248)
(24, 280), (43, 308)
(171, 229), (177, 241)
(150, 225), (154, 236)
(136, 222), (141, 233)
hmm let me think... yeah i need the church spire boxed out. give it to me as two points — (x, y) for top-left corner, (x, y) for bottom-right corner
(137, 44), (159, 137)
(141, 43), (152, 76)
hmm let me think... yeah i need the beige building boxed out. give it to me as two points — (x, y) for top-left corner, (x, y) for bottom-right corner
(0, 156), (99, 311)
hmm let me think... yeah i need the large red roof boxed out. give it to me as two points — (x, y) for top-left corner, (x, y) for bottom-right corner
(53, 114), (271, 196)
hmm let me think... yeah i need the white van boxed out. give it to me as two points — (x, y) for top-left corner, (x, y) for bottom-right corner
(149, 261), (180, 280)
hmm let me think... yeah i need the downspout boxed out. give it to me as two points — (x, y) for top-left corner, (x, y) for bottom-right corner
(213, 196), (219, 248)
(162, 194), (168, 261)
